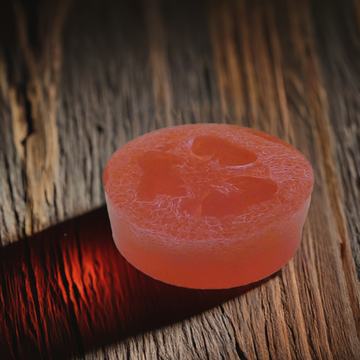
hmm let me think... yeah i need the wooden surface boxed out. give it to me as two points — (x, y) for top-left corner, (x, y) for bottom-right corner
(0, 0), (360, 359)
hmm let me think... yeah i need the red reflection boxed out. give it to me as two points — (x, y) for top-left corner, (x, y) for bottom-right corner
(0, 207), (267, 359)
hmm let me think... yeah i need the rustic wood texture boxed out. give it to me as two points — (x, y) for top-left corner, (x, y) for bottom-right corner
(0, 0), (359, 359)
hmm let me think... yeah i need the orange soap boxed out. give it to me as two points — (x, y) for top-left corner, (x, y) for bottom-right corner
(103, 124), (314, 289)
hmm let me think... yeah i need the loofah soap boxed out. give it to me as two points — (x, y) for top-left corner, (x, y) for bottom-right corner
(103, 124), (314, 289)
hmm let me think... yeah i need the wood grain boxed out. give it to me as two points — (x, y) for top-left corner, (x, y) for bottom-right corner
(0, 207), (260, 360)
(0, 0), (359, 359)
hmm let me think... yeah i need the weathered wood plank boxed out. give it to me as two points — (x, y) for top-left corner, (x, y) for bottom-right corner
(0, 207), (254, 359)
(0, 0), (359, 359)
(311, 0), (360, 326)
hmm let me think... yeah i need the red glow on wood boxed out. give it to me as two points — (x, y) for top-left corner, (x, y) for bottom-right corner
(0, 207), (261, 359)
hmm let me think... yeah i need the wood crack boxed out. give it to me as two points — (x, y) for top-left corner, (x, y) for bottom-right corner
(219, 304), (246, 360)
(55, 238), (84, 358)
(6, 0), (71, 236)
(0, 261), (21, 360)
(3, 156), (21, 235)
(23, 239), (48, 358)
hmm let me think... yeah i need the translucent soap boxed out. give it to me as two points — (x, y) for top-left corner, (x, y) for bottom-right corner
(103, 124), (314, 289)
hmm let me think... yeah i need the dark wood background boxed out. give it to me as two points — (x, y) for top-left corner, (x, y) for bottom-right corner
(0, 0), (360, 359)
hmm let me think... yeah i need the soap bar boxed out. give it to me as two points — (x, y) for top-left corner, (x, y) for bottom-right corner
(103, 124), (314, 289)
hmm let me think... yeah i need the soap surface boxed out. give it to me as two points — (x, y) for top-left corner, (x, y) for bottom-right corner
(104, 124), (314, 289)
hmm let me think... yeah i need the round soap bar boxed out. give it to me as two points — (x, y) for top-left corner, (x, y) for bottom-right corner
(104, 124), (314, 289)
